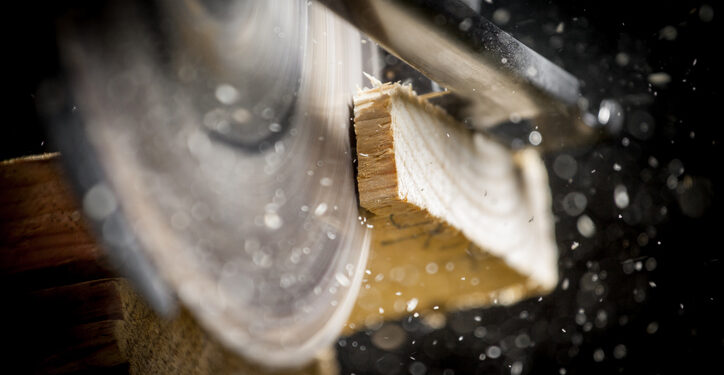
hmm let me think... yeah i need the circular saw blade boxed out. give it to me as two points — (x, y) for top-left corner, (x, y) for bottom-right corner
(50, 0), (373, 368)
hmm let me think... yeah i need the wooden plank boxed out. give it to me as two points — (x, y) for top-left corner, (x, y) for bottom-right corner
(29, 278), (125, 324)
(32, 320), (127, 374)
(0, 154), (338, 374)
(0, 257), (114, 292)
(346, 82), (558, 330)
(1, 243), (106, 275)
(0, 154), (110, 289)
(0, 181), (78, 220)
(1, 154), (129, 374)
(0, 153), (64, 188)
(0, 209), (87, 244)
(4, 230), (96, 251)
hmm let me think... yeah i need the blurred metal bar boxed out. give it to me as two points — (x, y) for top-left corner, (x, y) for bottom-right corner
(321, 0), (597, 148)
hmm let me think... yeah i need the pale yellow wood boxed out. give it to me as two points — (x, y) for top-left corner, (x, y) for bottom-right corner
(345, 82), (558, 331)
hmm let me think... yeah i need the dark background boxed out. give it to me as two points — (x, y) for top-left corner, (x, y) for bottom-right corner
(340, 1), (723, 375)
(2, 1), (722, 374)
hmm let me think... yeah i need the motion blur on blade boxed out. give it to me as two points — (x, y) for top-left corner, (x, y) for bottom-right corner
(41, 0), (607, 369)
(45, 0), (374, 368)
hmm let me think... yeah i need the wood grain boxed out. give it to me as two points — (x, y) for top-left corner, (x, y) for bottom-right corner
(346, 82), (558, 330)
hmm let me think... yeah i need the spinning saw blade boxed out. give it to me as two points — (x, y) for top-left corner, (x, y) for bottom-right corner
(44, 0), (374, 368)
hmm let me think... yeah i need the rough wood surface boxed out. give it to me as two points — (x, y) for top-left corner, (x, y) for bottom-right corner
(346, 82), (558, 329)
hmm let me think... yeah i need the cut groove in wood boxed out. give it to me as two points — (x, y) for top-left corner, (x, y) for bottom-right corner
(350, 82), (558, 325)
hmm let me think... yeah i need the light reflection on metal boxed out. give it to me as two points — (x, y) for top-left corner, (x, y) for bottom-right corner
(320, 0), (614, 149)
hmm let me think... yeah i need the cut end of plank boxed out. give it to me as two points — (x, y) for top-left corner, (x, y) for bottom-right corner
(353, 83), (558, 302)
